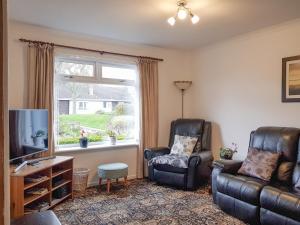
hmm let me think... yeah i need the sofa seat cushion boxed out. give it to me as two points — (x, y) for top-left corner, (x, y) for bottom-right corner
(217, 173), (268, 205)
(260, 186), (300, 222)
(148, 154), (189, 169)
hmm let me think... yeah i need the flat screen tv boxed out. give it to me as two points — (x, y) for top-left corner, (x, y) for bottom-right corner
(9, 109), (48, 162)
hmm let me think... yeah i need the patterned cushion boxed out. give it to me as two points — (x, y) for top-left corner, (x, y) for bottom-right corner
(170, 135), (198, 157)
(238, 148), (281, 181)
(148, 154), (189, 168)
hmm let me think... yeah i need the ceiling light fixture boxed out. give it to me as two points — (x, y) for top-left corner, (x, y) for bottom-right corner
(167, 0), (199, 26)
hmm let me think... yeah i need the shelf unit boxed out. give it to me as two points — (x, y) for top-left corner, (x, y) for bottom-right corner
(10, 156), (74, 219)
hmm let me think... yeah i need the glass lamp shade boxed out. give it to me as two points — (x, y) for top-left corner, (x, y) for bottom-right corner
(174, 81), (192, 90)
(167, 17), (176, 26)
(177, 8), (188, 20)
(191, 15), (200, 24)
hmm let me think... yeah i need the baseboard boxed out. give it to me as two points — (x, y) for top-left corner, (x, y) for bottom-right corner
(88, 174), (137, 187)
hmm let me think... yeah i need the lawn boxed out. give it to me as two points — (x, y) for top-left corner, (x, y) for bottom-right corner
(59, 113), (113, 130)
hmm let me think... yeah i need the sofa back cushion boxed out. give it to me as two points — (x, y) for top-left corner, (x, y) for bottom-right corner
(249, 127), (300, 161)
(292, 138), (300, 187)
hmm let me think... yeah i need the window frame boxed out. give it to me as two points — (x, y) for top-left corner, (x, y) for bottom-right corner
(54, 55), (140, 151)
(55, 56), (137, 86)
(55, 57), (97, 81)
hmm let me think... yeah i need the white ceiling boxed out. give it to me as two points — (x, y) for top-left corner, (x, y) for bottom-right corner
(8, 0), (300, 49)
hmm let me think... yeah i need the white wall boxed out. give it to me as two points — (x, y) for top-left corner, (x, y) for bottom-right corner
(191, 19), (300, 160)
(8, 21), (193, 185)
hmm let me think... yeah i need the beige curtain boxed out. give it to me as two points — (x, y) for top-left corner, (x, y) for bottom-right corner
(27, 42), (54, 156)
(138, 58), (159, 178)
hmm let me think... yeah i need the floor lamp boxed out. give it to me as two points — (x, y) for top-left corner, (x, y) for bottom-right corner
(174, 81), (192, 118)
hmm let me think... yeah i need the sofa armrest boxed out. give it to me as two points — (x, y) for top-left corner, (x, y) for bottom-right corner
(144, 147), (170, 161)
(213, 159), (243, 174)
(212, 159), (243, 203)
(188, 151), (213, 167)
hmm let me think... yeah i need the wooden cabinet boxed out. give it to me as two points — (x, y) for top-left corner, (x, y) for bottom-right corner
(10, 156), (74, 219)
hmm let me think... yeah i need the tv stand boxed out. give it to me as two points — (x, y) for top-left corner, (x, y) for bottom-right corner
(12, 156), (57, 173)
(10, 156), (74, 219)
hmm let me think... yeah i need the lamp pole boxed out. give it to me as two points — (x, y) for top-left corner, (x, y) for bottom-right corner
(181, 89), (184, 118)
(173, 80), (192, 119)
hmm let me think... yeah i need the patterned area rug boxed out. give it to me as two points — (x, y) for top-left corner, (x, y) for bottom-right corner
(53, 180), (245, 225)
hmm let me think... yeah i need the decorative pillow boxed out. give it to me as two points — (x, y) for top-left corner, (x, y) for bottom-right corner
(276, 162), (294, 183)
(170, 135), (198, 157)
(238, 148), (281, 181)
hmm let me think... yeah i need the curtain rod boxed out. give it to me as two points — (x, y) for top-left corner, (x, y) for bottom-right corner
(19, 38), (164, 62)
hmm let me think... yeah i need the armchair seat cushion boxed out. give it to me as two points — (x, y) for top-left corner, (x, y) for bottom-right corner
(153, 164), (187, 173)
(217, 173), (268, 205)
(260, 186), (300, 222)
(149, 154), (189, 169)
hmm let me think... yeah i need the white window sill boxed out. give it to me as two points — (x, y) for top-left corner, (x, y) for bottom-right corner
(55, 141), (139, 153)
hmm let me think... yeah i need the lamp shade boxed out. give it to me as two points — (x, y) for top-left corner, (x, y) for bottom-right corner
(174, 81), (192, 90)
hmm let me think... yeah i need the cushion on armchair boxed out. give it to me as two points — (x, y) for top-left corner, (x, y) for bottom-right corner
(170, 135), (198, 157)
(148, 154), (189, 168)
(238, 148), (281, 181)
(149, 135), (198, 169)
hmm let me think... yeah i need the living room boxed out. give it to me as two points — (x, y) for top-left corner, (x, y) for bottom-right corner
(1, 0), (300, 225)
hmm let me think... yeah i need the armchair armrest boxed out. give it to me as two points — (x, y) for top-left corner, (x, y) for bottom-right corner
(144, 147), (170, 161)
(188, 151), (213, 167)
(212, 159), (243, 174)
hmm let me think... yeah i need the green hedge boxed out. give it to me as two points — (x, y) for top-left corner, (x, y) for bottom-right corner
(59, 134), (104, 145)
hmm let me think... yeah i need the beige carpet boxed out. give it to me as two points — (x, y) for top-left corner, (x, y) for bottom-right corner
(53, 179), (245, 225)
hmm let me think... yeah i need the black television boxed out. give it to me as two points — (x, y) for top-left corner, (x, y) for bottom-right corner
(9, 109), (48, 162)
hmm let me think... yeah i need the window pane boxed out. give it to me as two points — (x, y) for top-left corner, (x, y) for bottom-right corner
(56, 81), (137, 148)
(55, 61), (94, 77)
(102, 66), (136, 81)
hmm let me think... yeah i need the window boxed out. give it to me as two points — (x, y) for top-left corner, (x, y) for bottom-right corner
(55, 59), (95, 77)
(54, 56), (139, 150)
(78, 102), (87, 110)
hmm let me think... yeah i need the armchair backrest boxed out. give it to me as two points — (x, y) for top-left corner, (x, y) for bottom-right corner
(168, 119), (211, 152)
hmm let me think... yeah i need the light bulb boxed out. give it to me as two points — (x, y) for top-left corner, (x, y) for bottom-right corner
(191, 14), (200, 24)
(167, 17), (176, 26)
(177, 8), (187, 20)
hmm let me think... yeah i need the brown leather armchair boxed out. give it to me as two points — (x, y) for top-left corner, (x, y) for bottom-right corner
(144, 119), (213, 190)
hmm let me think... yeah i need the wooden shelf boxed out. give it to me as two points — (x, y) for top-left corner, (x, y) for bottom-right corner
(10, 156), (74, 219)
(50, 193), (72, 208)
(24, 191), (50, 206)
(52, 168), (72, 178)
(52, 180), (71, 192)
(24, 177), (50, 191)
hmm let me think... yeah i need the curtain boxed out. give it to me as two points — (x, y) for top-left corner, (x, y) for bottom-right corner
(27, 42), (54, 156)
(138, 58), (159, 178)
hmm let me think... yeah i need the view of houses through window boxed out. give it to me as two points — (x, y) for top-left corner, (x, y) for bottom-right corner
(54, 56), (138, 149)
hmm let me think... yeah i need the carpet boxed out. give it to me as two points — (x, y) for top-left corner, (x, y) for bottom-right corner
(53, 180), (245, 225)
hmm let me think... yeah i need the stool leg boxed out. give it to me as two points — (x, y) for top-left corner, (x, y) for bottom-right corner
(107, 179), (111, 193)
(98, 178), (102, 192)
(124, 176), (127, 186)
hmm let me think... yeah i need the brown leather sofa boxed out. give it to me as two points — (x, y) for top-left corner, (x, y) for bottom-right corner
(212, 127), (300, 225)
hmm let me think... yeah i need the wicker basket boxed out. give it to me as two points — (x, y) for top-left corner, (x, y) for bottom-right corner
(73, 168), (90, 193)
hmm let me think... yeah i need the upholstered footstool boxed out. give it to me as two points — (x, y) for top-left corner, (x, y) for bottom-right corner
(97, 163), (128, 193)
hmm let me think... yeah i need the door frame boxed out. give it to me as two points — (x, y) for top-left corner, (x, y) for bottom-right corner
(1, 0), (9, 224)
